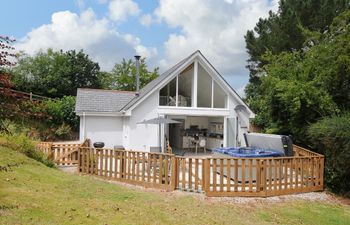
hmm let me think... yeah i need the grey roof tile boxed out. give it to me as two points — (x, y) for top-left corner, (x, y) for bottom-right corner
(75, 88), (136, 113)
(75, 50), (255, 114)
(76, 51), (197, 113)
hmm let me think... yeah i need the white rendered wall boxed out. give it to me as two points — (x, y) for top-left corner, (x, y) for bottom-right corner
(80, 116), (123, 148)
(227, 95), (251, 147)
(126, 92), (159, 152)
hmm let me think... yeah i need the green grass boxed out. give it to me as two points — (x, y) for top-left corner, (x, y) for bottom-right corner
(0, 146), (349, 225)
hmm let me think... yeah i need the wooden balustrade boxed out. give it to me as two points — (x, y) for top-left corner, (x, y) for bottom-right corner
(175, 157), (206, 192)
(205, 155), (324, 197)
(38, 141), (324, 197)
(36, 140), (90, 166)
(36, 142), (53, 156)
(78, 147), (175, 191)
(293, 145), (323, 157)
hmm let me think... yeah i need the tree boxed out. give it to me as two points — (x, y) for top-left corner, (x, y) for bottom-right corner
(245, 0), (349, 98)
(0, 36), (48, 131)
(247, 10), (350, 144)
(109, 58), (159, 91)
(11, 49), (102, 98)
(0, 35), (16, 68)
(45, 96), (79, 132)
(0, 35), (17, 132)
(308, 113), (350, 197)
(308, 112), (350, 198)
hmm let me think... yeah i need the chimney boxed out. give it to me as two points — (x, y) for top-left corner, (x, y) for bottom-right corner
(134, 55), (141, 93)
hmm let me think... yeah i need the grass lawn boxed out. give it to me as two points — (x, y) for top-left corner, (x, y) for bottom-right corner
(0, 146), (349, 225)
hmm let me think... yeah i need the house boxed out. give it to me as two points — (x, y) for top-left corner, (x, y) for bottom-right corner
(75, 50), (254, 152)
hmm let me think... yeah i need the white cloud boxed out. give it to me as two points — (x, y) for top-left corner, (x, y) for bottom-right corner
(236, 85), (246, 98)
(75, 0), (86, 11)
(140, 14), (153, 27)
(108, 0), (140, 22)
(15, 9), (156, 71)
(154, 0), (278, 76)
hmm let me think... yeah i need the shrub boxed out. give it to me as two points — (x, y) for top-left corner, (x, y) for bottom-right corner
(45, 96), (79, 131)
(1, 133), (55, 168)
(54, 123), (72, 139)
(308, 113), (350, 197)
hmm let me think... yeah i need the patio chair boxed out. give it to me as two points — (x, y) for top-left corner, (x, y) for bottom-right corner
(166, 140), (173, 154)
(199, 139), (206, 153)
(168, 96), (176, 106)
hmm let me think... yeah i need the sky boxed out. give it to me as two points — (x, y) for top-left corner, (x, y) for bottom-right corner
(0, 0), (278, 96)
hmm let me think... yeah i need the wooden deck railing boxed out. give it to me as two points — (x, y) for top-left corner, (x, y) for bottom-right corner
(36, 139), (90, 165)
(78, 147), (176, 191)
(175, 157), (206, 192)
(38, 141), (324, 197)
(293, 145), (323, 157)
(204, 155), (324, 197)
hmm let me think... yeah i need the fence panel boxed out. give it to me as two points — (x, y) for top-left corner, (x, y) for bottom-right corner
(78, 147), (175, 191)
(205, 155), (324, 197)
(51, 143), (80, 165)
(39, 141), (324, 197)
(176, 157), (205, 192)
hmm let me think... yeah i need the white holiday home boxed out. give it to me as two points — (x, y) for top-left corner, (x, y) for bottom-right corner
(75, 50), (254, 153)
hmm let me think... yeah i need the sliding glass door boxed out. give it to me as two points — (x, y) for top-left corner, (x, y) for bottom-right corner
(226, 117), (236, 147)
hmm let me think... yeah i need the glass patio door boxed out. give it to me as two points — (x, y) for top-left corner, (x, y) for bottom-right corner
(226, 117), (236, 147)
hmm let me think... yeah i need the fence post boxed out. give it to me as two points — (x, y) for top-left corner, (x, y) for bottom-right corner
(77, 146), (81, 173)
(260, 159), (267, 196)
(320, 156), (324, 189)
(49, 142), (54, 161)
(204, 158), (210, 193)
(170, 156), (177, 191)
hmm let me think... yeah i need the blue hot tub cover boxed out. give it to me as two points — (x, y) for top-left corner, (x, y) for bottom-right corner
(213, 147), (284, 158)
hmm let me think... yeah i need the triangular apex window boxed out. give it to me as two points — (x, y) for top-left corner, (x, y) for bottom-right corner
(159, 63), (193, 107)
(159, 62), (227, 109)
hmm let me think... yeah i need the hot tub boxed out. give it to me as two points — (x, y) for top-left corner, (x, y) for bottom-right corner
(213, 147), (284, 158)
(212, 147), (284, 183)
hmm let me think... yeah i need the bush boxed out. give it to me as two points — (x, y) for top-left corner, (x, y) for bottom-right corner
(308, 113), (350, 197)
(1, 133), (55, 168)
(54, 123), (72, 139)
(45, 96), (79, 131)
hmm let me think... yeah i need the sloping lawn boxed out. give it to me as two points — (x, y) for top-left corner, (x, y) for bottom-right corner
(0, 146), (349, 225)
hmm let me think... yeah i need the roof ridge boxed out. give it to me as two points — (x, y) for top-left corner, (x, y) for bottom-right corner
(78, 88), (136, 94)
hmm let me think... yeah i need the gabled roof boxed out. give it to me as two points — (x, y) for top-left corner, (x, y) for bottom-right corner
(75, 88), (136, 113)
(75, 51), (196, 114)
(120, 51), (197, 111)
(75, 50), (253, 116)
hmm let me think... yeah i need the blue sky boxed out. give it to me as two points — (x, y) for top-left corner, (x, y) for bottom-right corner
(0, 0), (278, 95)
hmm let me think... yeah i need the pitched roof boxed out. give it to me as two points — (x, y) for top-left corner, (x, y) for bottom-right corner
(75, 51), (196, 113)
(120, 51), (198, 111)
(75, 88), (136, 113)
(75, 50), (253, 116)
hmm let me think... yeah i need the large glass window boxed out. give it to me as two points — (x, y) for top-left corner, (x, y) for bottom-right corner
(178, 64), (193, 107)
(159, 61), (227, 109)
(159, 77), (176, 106)
(159, 64), (193, 107)
(213, 81), (227, 108)
(197, 64), (212, 108)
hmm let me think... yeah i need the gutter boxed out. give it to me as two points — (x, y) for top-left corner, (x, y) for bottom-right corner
(76, 111), (125, 117)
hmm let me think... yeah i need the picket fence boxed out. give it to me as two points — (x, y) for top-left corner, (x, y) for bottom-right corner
(37, 141), (324, 197)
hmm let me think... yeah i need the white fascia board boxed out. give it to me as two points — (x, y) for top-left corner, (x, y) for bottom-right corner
(125, 52), (201, 113)
(76, 111), (124, 117)
(158, 106), (230, 117)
